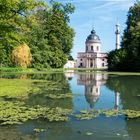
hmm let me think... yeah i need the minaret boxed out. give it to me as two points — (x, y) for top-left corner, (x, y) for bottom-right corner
(115, 24), (120, 50)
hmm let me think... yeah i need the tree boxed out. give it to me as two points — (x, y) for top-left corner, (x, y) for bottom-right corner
(108, 1), (140, 71)
(0, 0), (46, 66)
(0, 0), (75, 68)
(11, 44), (32, 68)
(28, 0), (75, 68)
(68, 55), (74, 60)
(108, 49), (127, 71)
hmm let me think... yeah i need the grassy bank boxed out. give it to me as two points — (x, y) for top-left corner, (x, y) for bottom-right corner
(0, 67), (107, 73)
(1, 67), (140, 75)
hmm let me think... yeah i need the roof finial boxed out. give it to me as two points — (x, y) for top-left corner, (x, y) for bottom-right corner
(116, 17), (120, 26)
(91, 24), (95, 34)
(92, 24), (94, 30)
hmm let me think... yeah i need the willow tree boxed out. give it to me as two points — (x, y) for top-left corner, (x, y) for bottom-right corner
(12, 44), (32, 68)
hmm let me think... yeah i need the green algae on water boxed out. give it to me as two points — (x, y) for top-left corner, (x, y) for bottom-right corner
(74, 109), (140, 120)
(122, 109), (140, 119)
(0, 102), (140, 125)
(0, 101), (72, 125)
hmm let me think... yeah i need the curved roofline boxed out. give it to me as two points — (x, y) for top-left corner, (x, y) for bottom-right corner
(86, 40), (101, 43)
(86, 28), (100, 42)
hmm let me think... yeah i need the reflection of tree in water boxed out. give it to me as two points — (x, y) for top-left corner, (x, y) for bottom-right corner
(106, 75), (140, 110)
(0, 73), (73, 139)
(0, 73), (73, 109)
(0, 73), (28, 79)
(26, 73), (73, 109)
(0, 120), (74, 140)
(18, 120), (74, 140)
(0, 125), (37, 140)
(126, 119), (140, 140)
(106, 75), (140, 140)
(77, 74), (107, 109)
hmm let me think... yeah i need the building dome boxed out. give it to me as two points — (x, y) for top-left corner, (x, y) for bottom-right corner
(86, 28), (100, 43)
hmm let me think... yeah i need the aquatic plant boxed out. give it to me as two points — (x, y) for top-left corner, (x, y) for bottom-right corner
(122, 110), (140, 119)
(0, 79), (32, 98)
(86, 132), (93, 136)
(74, 109), (140, 120)
(33, 128), (46, 133)
(75, 110), (99, 120)
(0, 101), (72, 125)
(102, 109), (120, 117)
(44, 93), (73, 99)
(0, 76), (140, 126)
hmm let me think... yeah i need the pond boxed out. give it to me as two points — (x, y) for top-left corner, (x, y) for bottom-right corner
(0, 72), (140, 140)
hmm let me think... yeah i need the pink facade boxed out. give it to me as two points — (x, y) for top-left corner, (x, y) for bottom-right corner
(77, 28), (108, 68)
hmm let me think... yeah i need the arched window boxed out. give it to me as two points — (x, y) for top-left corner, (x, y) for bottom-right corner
(97, 46), (99, 51)
(86, 46), (88, 51)
(91, 46), (93, 51)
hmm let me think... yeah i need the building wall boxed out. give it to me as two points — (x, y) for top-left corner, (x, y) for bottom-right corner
(77, 55), (107, 68)
(64, 60), (76, 68)
(86, 42), (101, 53)
(77, 31), (108, 68)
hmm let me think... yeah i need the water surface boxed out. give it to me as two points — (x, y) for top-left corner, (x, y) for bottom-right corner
(0, 72), (140, 140)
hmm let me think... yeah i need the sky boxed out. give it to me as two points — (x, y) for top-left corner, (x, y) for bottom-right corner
(55, 0), (136, 58)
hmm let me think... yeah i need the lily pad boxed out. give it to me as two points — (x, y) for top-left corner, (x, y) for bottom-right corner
(86, 132), (93, 136)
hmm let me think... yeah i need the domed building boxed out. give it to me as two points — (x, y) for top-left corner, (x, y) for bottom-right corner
(77, 28), (108, 68)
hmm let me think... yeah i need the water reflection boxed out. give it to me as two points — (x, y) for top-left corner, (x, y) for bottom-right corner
(0, 73), (140, 140)
(114, 92), (120, 110)
(76, 74), (121, 110)
(77, 74), (107, 108)
(106, 75), (140, 110)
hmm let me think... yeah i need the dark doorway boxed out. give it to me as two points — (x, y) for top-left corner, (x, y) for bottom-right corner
(90, 62), (93, 67)
(80, 63), (83, 67)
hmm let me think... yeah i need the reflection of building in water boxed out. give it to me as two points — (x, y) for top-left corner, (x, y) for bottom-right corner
(77, 74), (107, 108)
(114, 92), (120, 110)
(64, 70), (75, 80)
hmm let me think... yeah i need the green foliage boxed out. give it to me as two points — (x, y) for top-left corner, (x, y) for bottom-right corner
(0, 0), (74, 68)
(108, 1), (140, 71)
(108, 49), (127, 71)
(0, 0), (45, 66)
(11, 44), (32, 68)
(0, 67), (35, 72)
(28, 1), (75, 68)
(68, 55), (74, 60)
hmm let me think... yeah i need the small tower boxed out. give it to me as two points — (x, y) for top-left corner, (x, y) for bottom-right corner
(115, 24), (120, 50)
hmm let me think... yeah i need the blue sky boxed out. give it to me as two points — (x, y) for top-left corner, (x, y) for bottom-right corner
(55, 0), (136, 58)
